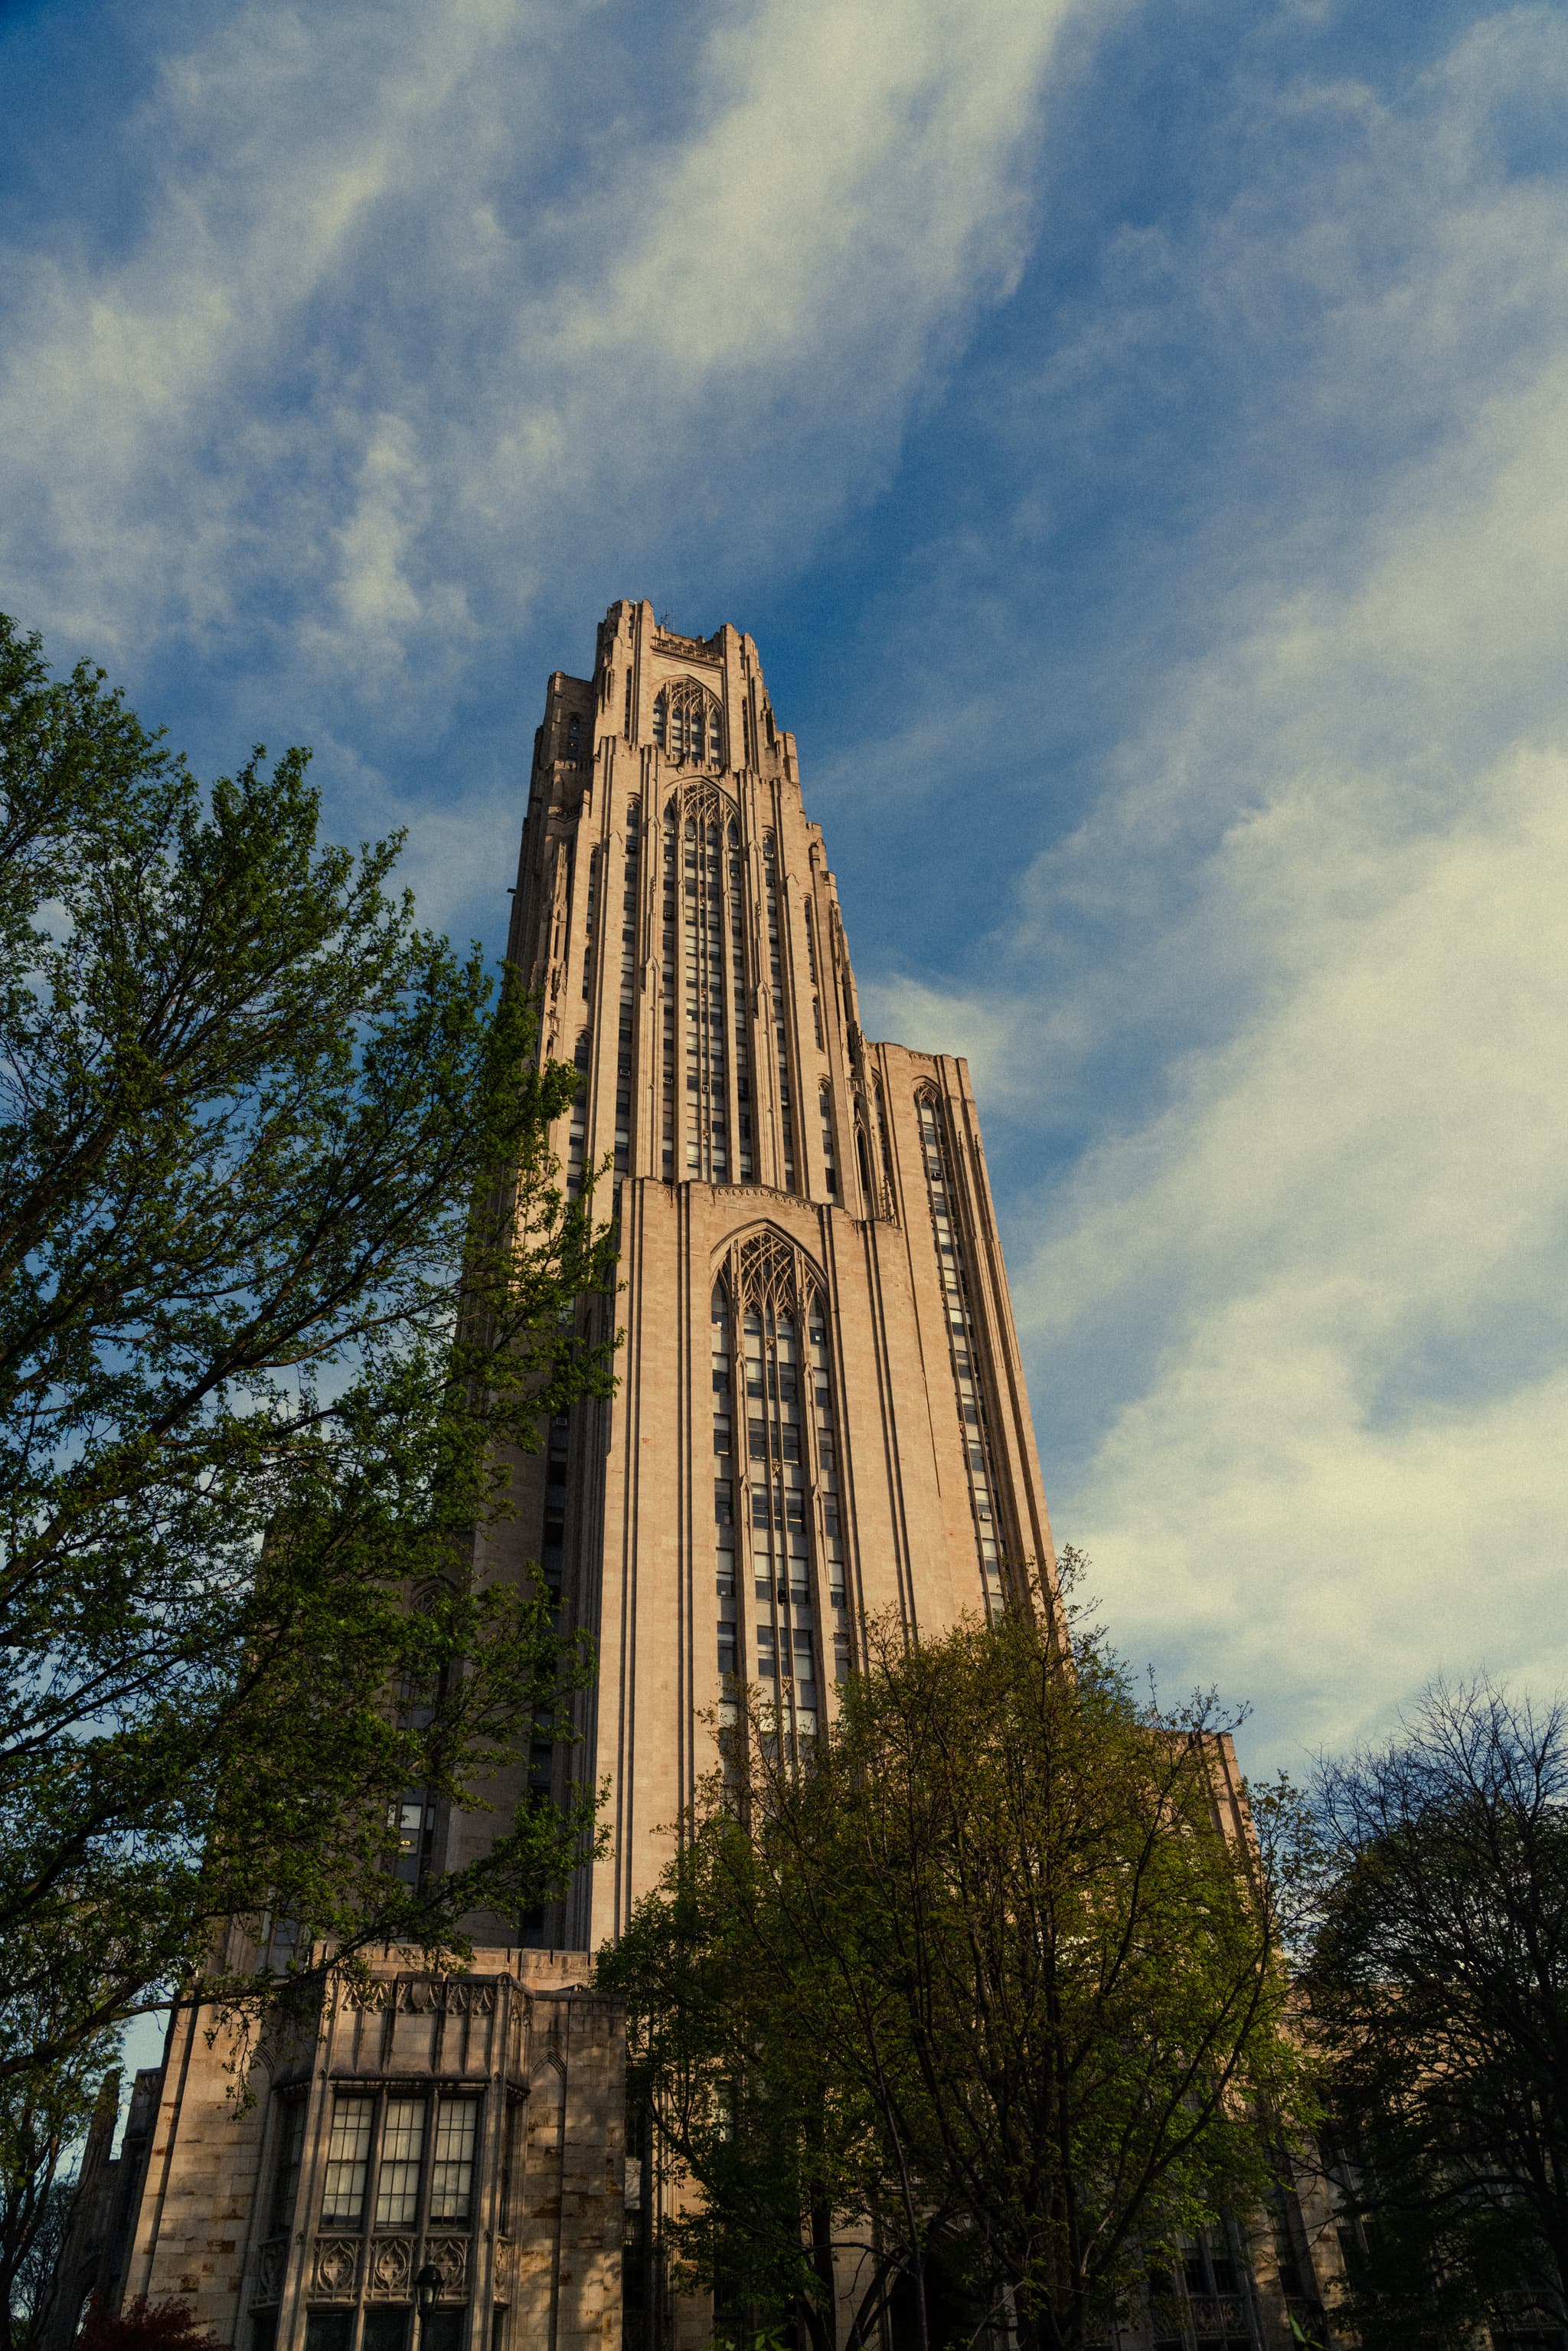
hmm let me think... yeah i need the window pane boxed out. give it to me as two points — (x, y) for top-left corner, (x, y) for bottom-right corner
(430, 2100), (479, 2222)
(375, 2097), (426, 2227)
(270, 2099), (307, 2235)
(423, 2313), (466, 2351)
(362, 2313), (408, 2351)
(321, 2098), (373, 2223)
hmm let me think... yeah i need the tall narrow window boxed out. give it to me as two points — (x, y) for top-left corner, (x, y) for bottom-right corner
(808, 1300), (845, 1611)
(430, 2101), (478, 2222)
(269, 2100), (307, 2235)
(661, 803), (678, 1176)
(623, 668), (632, 738)
(615, 807), (639, 1172)
(746, 1303), (815, 1734)
(714, 1286), (737, 1701)
(819, 1084), (837, 1196)
(322, 2098), (374, 2224)
(581, 846), (599, 1002)
(567, 713), (580, 759)
(684, 811), (725, 1178)
(540, 1412), (568, 1623)
(727, 823), (753, 1182)
(763, 836), (795, 1190)
(714, 1236), (844, 1751)
(918, 1094), (1004, 1613)
(873, 1076), (897, 1220)
(567, 1030), (589, 1195)
(374, 2097), (426, 2228)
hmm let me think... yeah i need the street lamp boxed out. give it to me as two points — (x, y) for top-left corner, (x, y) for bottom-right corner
(413, 2261), (443, 2343)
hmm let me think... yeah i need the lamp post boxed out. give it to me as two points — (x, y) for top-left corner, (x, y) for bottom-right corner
(413, 2260), (443, 2349)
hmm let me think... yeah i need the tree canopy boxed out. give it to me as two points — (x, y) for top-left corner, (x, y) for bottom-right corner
(602, 1565), (1308, 2351)
(0, 613), (617, 2088)
(1305, 1678), (1568, 2351)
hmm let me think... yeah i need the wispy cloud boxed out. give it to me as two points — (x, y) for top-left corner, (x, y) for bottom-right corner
(0, 0), (1078, 718)
(842, 4), (1568, 1761)
(2, 0), (1563, 1780)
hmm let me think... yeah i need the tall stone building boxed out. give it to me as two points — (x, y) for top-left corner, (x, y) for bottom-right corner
(472, 598), (1059, 1950)
(66, 603), (1062, 2351)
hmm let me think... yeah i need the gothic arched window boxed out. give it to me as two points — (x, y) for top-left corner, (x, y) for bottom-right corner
(653, 677), (723, 768)
(763, 834), (795, 1191)
(710, 1232), (848, 1744)
(916, 1090), (1004, 1614)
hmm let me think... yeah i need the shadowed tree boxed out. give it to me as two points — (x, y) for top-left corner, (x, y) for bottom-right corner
(1306, 1679), (1568, 2351)
(0, 613), (618, 2091)
(603, 1562), (1309, 2351)
(0, 2021), (117, 2351)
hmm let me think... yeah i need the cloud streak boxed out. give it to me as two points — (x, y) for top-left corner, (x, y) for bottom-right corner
(2, 0), (1564, 1783)
(0, 0), (1078, 718)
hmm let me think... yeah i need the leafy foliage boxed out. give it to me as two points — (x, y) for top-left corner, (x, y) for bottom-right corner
(1305, 1679), (1568, 2349)
(0, 613), (618, 2087)
(0, 2027), (117, 2351)
(603, 1561), (1309, 2351)
(79, 2297), (224, 2351)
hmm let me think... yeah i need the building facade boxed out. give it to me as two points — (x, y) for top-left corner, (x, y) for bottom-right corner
(74, 602), (1058, 2351)
(51, 1942), (626, 2351)
(458, 598), (1059, 1951)
(54, 604), (1478, 2351)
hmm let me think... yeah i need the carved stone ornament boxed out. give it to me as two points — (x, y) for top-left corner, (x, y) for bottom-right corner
(311, 2238), (361, 2299)
(444, 1981), (497, 2017)
(424, 2238), (471, 2296)
(251, 2242), (286, 2306)
(367, 2238), (413, 2298)
(345, 1973), (497, 2017)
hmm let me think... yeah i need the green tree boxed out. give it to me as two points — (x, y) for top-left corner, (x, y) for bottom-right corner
(0, 2015), (117, 2351)
(0, 613), (618, 2088)
(1305, 1679), (1568, 2351)
(603, 1564), (1309, 2351)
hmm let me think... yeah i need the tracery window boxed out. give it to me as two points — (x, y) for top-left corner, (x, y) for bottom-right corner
(653, 677), (723, 768)
(917, 1092), (1005, 1614)
(682, 799), (728, 1181)
(711, 1234), (848, 1744)
(317, 2088), (481, 2233)
(660, 803), (678, 1176)
(567, 1031), (589, 1194)
(663, 788), (753, 1185)
(581, 846), (599, 1002)
(763, 835), (795, 1191)
(616, 806), (639, 1173)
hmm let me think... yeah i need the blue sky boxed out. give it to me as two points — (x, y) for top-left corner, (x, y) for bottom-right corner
(4, 0), (1567, 1796)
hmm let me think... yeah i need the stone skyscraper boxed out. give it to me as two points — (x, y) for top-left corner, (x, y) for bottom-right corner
(64, 603), (1061, 2351)
(479, 599), (1058, 1950)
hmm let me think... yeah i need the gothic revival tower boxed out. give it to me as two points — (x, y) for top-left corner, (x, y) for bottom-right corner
(478, 600), (1058, 1950)
(69, 608), (1354, 2351)
(70, 606), (1060, 2351)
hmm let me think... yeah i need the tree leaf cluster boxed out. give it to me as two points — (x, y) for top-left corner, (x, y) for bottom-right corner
(0, 2013), (117, 2351)
(0, 614), (618, 2088)
(603, 1562), (1310, 2351)
(1303, 1678), (1568, 2350)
